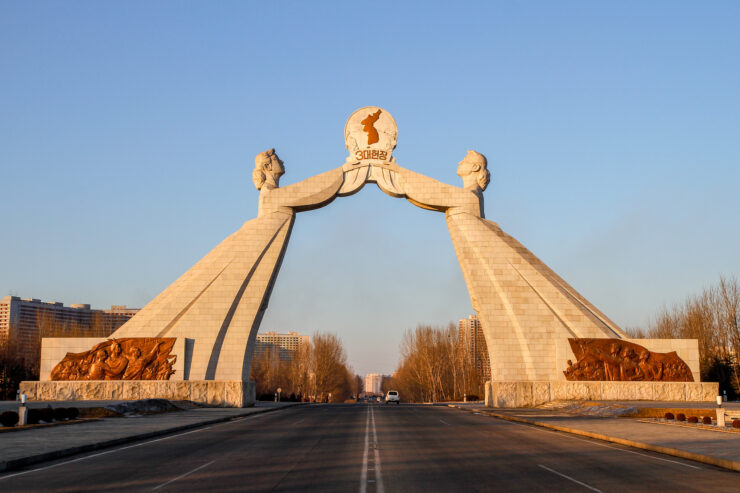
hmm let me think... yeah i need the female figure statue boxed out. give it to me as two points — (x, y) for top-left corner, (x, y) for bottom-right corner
(385, 151), (624, 382)
(109, 150), (347, 381)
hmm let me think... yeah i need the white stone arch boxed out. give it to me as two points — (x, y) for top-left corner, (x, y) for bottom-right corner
(111, 149), (625, 384)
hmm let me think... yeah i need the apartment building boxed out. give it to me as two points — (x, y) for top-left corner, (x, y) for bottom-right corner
(0, 295), (139, 361)
(364, 373), (385, 394)
(459, 314), (491, 381)
(254, 331), (310, 361)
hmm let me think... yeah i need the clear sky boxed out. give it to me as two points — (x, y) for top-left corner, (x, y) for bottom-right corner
(1, 2), (738, 376)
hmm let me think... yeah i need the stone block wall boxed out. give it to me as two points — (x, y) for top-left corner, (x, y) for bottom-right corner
(485, 380), (718, 408)
(19, 380), (256, 408)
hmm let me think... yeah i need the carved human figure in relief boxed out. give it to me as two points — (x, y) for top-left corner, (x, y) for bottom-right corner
(123, 343), (161, 380)
(106, 342), (129, 378)
(86, 349), (112, 380)
(637, 349), (663, 380)
(603, 343), (621, 381)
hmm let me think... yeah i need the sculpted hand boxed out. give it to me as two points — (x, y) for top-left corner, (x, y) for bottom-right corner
(343, 155), (375, 172)
(379, 156), (401, 173)
(343, 155), (360, 167)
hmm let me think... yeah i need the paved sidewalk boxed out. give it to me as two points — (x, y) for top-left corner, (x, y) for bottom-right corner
(0, 399), (172, 412)
(0, 402), (300, 473)
(450, 403), (740, 472)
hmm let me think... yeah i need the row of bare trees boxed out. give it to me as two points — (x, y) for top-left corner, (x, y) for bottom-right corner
(388, 324), (484, 403)
(628, 275), (740, 397)
(36, 311), (119, 339)
(0, 337), (36, 400)
(249, 332), (357, 403)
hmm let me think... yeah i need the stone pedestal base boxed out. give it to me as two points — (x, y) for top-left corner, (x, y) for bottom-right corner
(19, 380), (256, 408)
(485, 380), (718, 408)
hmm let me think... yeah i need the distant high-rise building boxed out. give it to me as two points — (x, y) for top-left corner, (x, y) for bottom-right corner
(459, 314), (491, 381)
(364, 373), (385, 394)
(254, 331), (310, 361)
(0, 295), (139, 362)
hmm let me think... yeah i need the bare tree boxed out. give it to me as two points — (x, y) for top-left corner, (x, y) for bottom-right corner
(311, 333), (352, 402)
(634, 275), (740, 397)
(249, 332), (354, 403)
(0, 335), (36, 400)
(391, 324), (484, 403)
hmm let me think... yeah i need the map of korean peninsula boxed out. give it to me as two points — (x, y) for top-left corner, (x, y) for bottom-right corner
(360, 109), (382, 145)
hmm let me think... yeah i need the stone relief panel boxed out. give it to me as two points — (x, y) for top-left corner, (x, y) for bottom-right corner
(50, 338), (177, 381)
(564, 338), (694, 382)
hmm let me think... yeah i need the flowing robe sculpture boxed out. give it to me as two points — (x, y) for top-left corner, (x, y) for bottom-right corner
(110, 150), (346, 380)
(371, 152), (629, 381)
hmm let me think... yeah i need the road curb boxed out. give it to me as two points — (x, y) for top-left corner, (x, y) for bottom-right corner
(451, 406), (740, 473)
(0, 404), (299, 474)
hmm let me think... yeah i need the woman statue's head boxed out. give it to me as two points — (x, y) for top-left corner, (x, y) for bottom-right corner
(457, 150), (490, 191)
(253, 148), (285, 190)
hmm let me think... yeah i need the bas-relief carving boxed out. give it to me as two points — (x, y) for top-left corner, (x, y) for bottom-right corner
(564, 338), (694, 382)
(50, 338), (177, 381)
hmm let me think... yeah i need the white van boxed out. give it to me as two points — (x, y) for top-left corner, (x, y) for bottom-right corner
(385, 390), (400, 404)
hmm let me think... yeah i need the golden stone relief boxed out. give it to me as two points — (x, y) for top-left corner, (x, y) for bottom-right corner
(50, 338), (177, 381)
(564, 338), (693, 382)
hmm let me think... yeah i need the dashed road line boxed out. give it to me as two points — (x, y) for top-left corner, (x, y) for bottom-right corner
(152, 460), (215, 491)
(0, 411), (278, 481)
(538, 464), (602, 492)
(370, 406), (384, 493)
(360, 406), (369, 493)
(0, 427), (213, 481)
(497, 418), (701, 470)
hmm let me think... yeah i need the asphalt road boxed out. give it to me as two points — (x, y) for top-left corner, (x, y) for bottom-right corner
(1, 404), (737, 492)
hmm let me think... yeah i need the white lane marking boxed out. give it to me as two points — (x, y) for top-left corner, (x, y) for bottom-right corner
(294, 419), (305, 424)
(495, 418), (702, 470)
(439, 419), (450, 426)
(0, 410), (278, 481)
(0, 426), (211, 481)
(538, 465), (603, 492)
(152, 460), (215, 491)
(370, 406), (385, 493)
(360, 406), (369, 493)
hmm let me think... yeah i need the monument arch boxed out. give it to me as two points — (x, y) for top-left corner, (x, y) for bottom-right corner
(25, 107), (713, 407)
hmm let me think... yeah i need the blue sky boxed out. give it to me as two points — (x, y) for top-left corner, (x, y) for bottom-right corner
(1, 2), (738, 376)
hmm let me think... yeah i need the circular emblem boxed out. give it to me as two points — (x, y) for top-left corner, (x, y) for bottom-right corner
(344, 106), (397, 165)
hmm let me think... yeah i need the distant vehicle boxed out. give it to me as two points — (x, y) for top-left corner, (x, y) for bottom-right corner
(385, 390), (400, 404)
